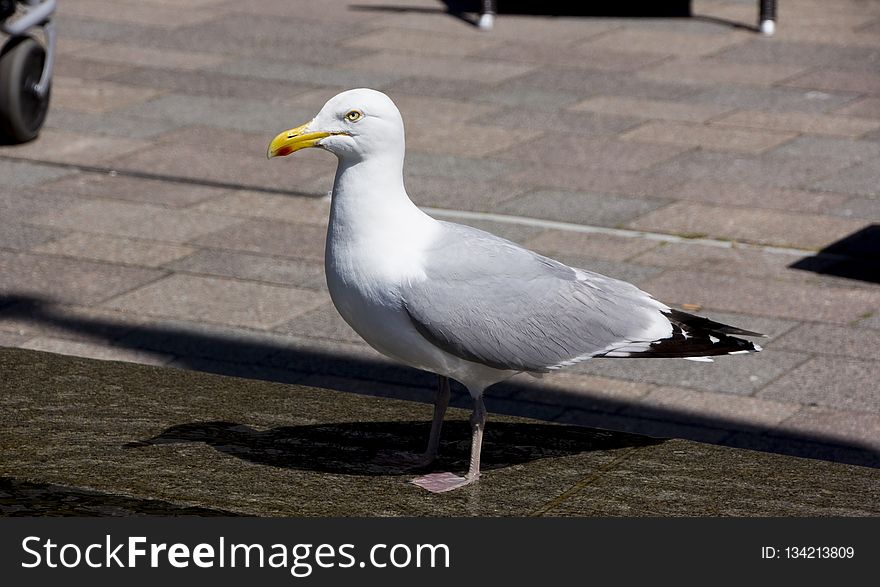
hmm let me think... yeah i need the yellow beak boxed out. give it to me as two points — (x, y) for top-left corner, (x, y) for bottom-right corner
(267, 122), (333, 159)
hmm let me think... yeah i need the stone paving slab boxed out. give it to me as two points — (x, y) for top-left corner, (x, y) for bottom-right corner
(645, 150), (853, 189)
(578, 28), (747, 57)
(407, 176), (529, 211)
(836, 97), (880, 118)
(33, 233), (196, 268)
(757, 356), (879, 413)
(569, 95), (735, 123)
(713, 38), (880, 70)
(109, 144), (328, 192)
(643, 270), (880, 323)
(43, 109), (181, 140)
(50, 54), (134, 81)
(838, 196), (880, 222)
(43, 172), (231, 208)
(167, 249), (327, 290)
(470, 107), (642, 137)
(0, 159), (75, 188)
(506, 165), (685, 198)
(69, 42), (229, 72)
(500, 65), (698, 100)
(27, 199), (243, 244)
(50, 76), (164, 114)
(59, 0), (222, 28)
(135, 11), (367, 60)
(0, 302), (149, 343)
(273, 303), (364, 345)
(621, 120), (796, 154)
(192, 191), (331, 225)
(765, 137), (880, 171)
(104, 274), (327, 330)
(118, 94), (313, 134)
(649, 180), (852, 215)
(569, 349), (809, 397)
(640, 59), (809, 86)
(190, 220), (327, 261)
(106, 66), (320, 102)
(5, 129), (151, 167)
(683, 85), (856, 113)
(811, 159), (880, 197)
(0, 224), (66, 252)
(630, 243), (828, 285)
(771, 323), (880, 361)
(494, 135), (690, 171)
(627, 201), (865, 249)
(2, 348), (877, 516)
(475, 41), (666, 72)
(775, 407), (880, 453)
(406, 123), (542, 158)
(783, 68), (880, 95)
(497, 189), (669, 227)
(623, 387), (800, 429)
(0, 252), (164, 306)
(714, 110), (880, 138)
(345, 27), (499, 58)
(522, 230), (661, 262)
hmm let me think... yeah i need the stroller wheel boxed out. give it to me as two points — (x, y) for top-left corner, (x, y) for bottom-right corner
(0, 36), (51, 144)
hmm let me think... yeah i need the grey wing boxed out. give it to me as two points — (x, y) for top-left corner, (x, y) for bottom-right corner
(401, 222), (675, 372)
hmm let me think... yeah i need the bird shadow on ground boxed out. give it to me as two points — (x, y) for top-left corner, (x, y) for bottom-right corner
(790, 224), (880, 285)
(126, 420), (660, 476)
(348, 1), (758, 31)
(1, 293), (878, 469)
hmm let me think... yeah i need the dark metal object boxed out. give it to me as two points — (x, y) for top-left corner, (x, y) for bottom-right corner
(0, 35), (50, 142)
(0, 0), (17, 21)
(479, 1), (778, 34)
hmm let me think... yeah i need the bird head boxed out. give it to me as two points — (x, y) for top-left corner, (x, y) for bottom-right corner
(267, 88), (405, 162)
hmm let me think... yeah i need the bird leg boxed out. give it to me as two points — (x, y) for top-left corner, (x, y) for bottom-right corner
(424, 375), (451, 459)
(375, 375), (450, 469)
(411, 395), (486, 493)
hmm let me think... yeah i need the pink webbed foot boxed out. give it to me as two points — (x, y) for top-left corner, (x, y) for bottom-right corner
(410, 472), (477, 493)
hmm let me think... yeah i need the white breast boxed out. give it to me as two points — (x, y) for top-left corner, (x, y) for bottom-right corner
(324, 182), (444, 372)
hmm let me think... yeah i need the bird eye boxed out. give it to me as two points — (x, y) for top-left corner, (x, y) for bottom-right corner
(344, 110), (363, 122)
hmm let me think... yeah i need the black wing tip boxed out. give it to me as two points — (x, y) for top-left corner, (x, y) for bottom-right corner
(599, 310), (764, 359)
(666, 309), (767, 338)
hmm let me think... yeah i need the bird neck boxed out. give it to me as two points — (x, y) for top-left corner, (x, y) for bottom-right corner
(329, 154), (434, 232)
(326, 154), (440, 284)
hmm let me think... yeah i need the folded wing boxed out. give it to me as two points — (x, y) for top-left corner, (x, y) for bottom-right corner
(402, 222), (762, 372)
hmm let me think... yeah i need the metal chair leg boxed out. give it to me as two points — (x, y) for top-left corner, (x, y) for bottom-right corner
(478, 0), (495, 30)
(760, 0), (777, 35)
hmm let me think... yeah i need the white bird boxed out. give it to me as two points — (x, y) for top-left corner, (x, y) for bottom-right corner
(267, 88), (764, 493)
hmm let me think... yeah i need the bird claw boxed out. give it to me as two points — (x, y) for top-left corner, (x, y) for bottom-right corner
(410, 472), (475, 493)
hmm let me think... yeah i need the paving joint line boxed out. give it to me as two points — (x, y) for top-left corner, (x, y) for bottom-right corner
(528, 445), (646, 516)
(745, 352), (815, 398)
(424, 206), (821, 256)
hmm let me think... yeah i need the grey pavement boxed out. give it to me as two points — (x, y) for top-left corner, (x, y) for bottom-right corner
(1, 0), (879, 506)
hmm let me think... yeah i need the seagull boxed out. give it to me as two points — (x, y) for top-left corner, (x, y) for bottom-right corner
(267, 88), (764, 493)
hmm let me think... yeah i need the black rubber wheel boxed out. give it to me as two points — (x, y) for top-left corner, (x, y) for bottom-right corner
(0, 36), (51, 144)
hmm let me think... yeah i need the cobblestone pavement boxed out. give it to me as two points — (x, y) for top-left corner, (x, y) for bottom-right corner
(1, 0), (878, 467)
